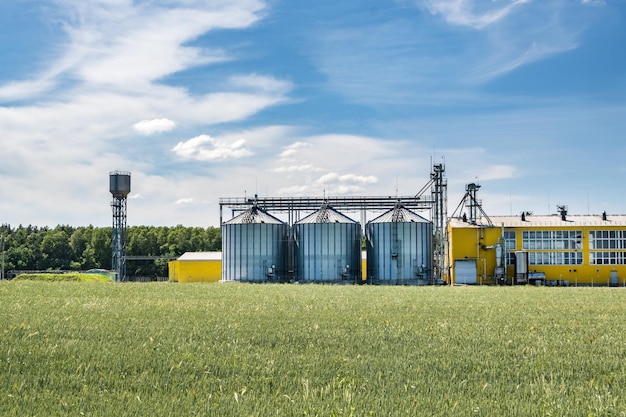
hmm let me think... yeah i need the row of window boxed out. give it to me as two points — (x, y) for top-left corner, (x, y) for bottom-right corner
(589, 252), (626, 265)
(507, 251), (625, 266)
(522, 230), (582, 250)
(589, 230), (626, 249)
(505, 230), (626, 249)
(528, 251), (583, 266)
(500, 230), (626, 265)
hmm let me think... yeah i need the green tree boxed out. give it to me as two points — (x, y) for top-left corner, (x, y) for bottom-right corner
(40, 228), (73, 270)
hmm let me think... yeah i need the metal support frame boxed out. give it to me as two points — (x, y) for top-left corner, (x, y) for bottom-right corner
(429, 164), (448, 284)
(219, 164), (449, 283)
(111, 197), (127, 282)
(450, 182), (493, 227)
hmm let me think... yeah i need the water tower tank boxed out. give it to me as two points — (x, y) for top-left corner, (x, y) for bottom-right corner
(110, 171), (131, 199)
(221, 205), (288, 282)
(366, 204), (432, 285)
(294, 204), (361, 283)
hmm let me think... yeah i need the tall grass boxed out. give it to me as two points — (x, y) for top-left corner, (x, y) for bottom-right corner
(1, 282), (625, 416)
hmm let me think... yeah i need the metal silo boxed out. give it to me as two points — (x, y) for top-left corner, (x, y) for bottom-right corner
(366, 204), (433, 285)
(294, 203), (361, 283)
(222, 205), (288, 282)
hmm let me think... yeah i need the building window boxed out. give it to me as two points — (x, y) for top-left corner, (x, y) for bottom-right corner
(589, 230), (626, 250)
(589, 251), (626, 265)
(522, 230), (582, 250)
(504, 231), (516, 265)
(528, 251), (582, 265)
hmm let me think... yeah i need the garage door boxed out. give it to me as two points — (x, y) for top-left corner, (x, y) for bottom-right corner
(454, 259), (477, 285)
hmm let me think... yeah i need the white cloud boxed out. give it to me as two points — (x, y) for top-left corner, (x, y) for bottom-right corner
(175, 198), (195, 205)
(229, 74), (294, 95)
(469, 41), (578, 84)
(279, 142), (313, 159)
(172, 134), (253, 161)
(277, 171), (379, 196)
(133, 118), (176, 135)
(318, 172), (379, 185)
(63, 2), (264, 87)
(475, 165), (518, 181)
(422, 0), (530, 30)
(0, 80), (56, 102)
(271, 164), (321, 173)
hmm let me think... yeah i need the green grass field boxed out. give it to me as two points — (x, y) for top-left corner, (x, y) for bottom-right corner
(1, 282), (625, 416)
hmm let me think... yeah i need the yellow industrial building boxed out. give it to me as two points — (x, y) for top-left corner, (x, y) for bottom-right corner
(168, 252), (222, 283)
(448, 211), (626, 286)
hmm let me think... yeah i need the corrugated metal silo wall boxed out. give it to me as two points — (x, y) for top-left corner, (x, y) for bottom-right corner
(366, 221), (433, 284)
(221, 223), (288, 282)
(294, 222), (361, 283)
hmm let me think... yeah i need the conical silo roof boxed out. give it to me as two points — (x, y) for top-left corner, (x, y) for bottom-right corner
(223, 205), (285, 225)
(296, 203), (357, 224)
(369, 204), (430, 223)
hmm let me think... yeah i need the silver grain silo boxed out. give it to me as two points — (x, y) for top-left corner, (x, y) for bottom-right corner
(222, 205), (288, 282)
(366, 204), (433, 285)
(294, 203), (361, 283)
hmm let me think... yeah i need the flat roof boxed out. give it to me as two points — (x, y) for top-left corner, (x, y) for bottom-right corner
(449, 214), (626, 228)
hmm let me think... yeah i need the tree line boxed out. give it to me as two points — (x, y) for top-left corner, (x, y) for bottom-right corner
(0, 224), (221, 279)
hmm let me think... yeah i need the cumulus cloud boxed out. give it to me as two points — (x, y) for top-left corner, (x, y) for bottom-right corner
(133, 118), (176, 135)
(172, 134), (253, 161)
(278, 171), (380, 196)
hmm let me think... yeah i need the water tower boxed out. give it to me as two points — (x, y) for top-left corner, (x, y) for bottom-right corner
(110, 171), (131, 281)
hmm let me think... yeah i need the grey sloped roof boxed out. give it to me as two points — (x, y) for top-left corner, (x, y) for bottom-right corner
(296, 205), (357, 224)
(369, 205), (430, 224)
(223, 205), (285, 225)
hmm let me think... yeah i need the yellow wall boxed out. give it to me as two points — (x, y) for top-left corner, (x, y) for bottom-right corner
(448, 223), (626, 286)
(168, 260), (222, 283)
(448, 225), (503, 285)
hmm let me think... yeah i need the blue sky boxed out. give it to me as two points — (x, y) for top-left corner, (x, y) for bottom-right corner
(1, 0), (625, 227)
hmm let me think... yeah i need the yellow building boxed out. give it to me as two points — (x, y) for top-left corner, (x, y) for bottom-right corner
(168, 252), (222, 283)
(448, 213), (626, 286)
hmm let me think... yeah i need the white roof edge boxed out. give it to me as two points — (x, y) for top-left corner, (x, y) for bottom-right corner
(177, 251), (222, 261)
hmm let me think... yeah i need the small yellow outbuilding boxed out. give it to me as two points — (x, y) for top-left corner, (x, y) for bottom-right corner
(168, 252), (222, 283)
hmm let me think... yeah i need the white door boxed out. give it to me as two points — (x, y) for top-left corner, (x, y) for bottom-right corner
(455, 259), (477, 284)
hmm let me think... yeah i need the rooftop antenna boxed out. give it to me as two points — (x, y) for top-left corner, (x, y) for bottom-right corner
(110, 171), (131, 282)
